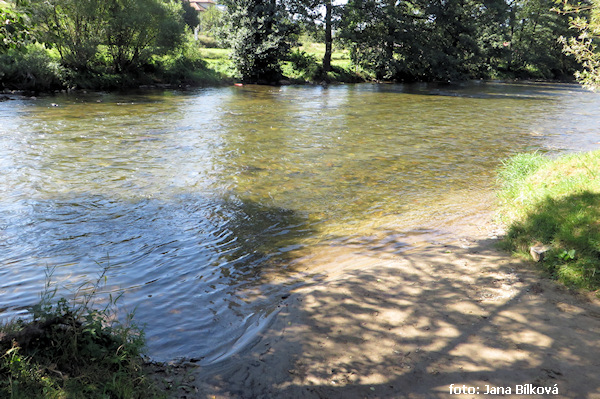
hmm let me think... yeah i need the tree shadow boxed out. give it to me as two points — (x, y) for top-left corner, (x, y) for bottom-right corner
(370, 81), (581, 101)
(195, 232), (600, 398)
(1, 192), (317, 363)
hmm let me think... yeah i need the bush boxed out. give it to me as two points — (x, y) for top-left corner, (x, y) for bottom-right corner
(0, 45), (69, 91)
(220, 0), (295, 82)
(0, 269), (157, 398)
(288, 49), (320, 81)
(151, 39), (224, 86)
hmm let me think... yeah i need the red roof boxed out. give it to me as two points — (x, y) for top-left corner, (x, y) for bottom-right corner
(188, 0), (216, 11)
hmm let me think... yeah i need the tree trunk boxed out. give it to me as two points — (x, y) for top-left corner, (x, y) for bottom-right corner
(323, 0), (332, 73)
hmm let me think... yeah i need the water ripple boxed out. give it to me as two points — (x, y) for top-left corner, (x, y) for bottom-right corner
(1, 83), (599, 362)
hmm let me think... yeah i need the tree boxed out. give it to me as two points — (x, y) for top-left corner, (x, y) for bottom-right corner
(0, 1), (33, 53)
(198, 5), (223, 35)
(27, 0), (186, 72)
(181, 0), (200, 29)
(28, 0), (107, 70)
(560, 0), (600, 88)
(339, 0), (577, 81)
(104, 0), (186, 72)
(471, 0), (512, 76)
(220, 0), (296, 82)
(286, 0), (338, 73)
(339, 0), (407, 80)
(506, 0), (576, 79)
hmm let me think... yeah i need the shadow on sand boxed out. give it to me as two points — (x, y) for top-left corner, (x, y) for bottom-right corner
(186, 230), (600, 398)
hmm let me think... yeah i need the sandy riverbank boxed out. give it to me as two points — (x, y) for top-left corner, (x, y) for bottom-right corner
(146, 214), (600, 399)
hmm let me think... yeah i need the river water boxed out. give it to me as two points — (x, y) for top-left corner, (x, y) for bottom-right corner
(0, 82), (599, 363)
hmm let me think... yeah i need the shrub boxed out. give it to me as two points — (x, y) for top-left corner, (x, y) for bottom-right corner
(0, 45), (69, 91)
(0, 269), (157, 398)
(288, 49), (320, 81)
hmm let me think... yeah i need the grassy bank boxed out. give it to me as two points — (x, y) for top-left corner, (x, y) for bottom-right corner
(0, 274), (159, 398)
(1, 40), (363, 93)
(199, 43), (365, 84)
(497, 150), (600, 290)
(0, 42), (226, 93)
(281, 40), (367, 83)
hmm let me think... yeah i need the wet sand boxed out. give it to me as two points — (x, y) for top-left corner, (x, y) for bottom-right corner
(147, 214), (600, 398)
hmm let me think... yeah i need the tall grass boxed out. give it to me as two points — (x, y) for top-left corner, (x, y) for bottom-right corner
(497, 150), (600, 290)
(0, 269), (160, 398)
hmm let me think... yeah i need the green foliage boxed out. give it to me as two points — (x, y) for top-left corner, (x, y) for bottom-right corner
(0, 268), (158, 398)
(26, 0), (186, 73)
(287, 48), (320, 81)
(0, 0), (588, 88)
(152, 37), (224, 85)
(105, 0), (186, 72)
(507, 0), (577, 79)
(28, 0), (107, 70)
(198, 5), (223, 36)
(560, 0), (600, 89)
(285, 0), (337, 71)
(0, 0), (222, 90)
(0, 2), (33, 53)
(0, 44), (68, 91)
(498, 150), (600, 290)
(282, 47), (361, 83)
(338, 0), (405, 80)
(559, 249), (577, 261)
(182, 0), (200, 29)
(197, 34), (221, 48)
(338, 0), (579, 81)
(220, 0), (296, 82)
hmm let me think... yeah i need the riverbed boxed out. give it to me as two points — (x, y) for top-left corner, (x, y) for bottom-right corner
(1, 82), (599, 363)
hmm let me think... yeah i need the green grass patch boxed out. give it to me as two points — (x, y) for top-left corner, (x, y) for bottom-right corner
(197, 35), (363, 84)
(297, 38), (351, 63)
(280, 45), (363, 84)
(198, 43), (362, 84)
(150, 42), (226, 87)
(0, 269), (160, 398)
(198, 48), (235, 79)
(198, 48), (230, 60)
(498, 150), (600, 290)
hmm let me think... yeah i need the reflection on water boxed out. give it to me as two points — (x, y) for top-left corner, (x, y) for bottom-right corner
(0, 82), (599, 362)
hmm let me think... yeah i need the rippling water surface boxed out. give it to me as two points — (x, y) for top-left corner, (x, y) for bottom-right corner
(1, 82), (599, 362)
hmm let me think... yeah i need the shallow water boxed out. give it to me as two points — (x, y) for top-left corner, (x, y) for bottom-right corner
(0, 82), (599, 362)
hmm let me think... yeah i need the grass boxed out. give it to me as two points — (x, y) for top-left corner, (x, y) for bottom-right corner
(0, 41), (228, 92)
(298, 40), (351, 65)
(198, 47), (235, 79)
(197, 37), (364, 84)
(286, 38), (365, 83)
(497, 150), (600, 290)
(0, 37), (361, 91)
(0, 269), (160, 398)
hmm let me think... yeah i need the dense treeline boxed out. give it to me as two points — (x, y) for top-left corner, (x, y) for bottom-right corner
(339, 0), (576, 81)
(0, 0), (218, 90)
(221, 0), (582, 82)
(0, 0), (597, 89)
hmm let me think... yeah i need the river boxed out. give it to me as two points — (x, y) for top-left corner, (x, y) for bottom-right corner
(0, 82), (599, 363)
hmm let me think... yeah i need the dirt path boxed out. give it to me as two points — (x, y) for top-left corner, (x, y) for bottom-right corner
(148, 218), (600, 398)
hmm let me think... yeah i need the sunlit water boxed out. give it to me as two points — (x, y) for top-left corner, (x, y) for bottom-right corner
(0, 82), (599, 363)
